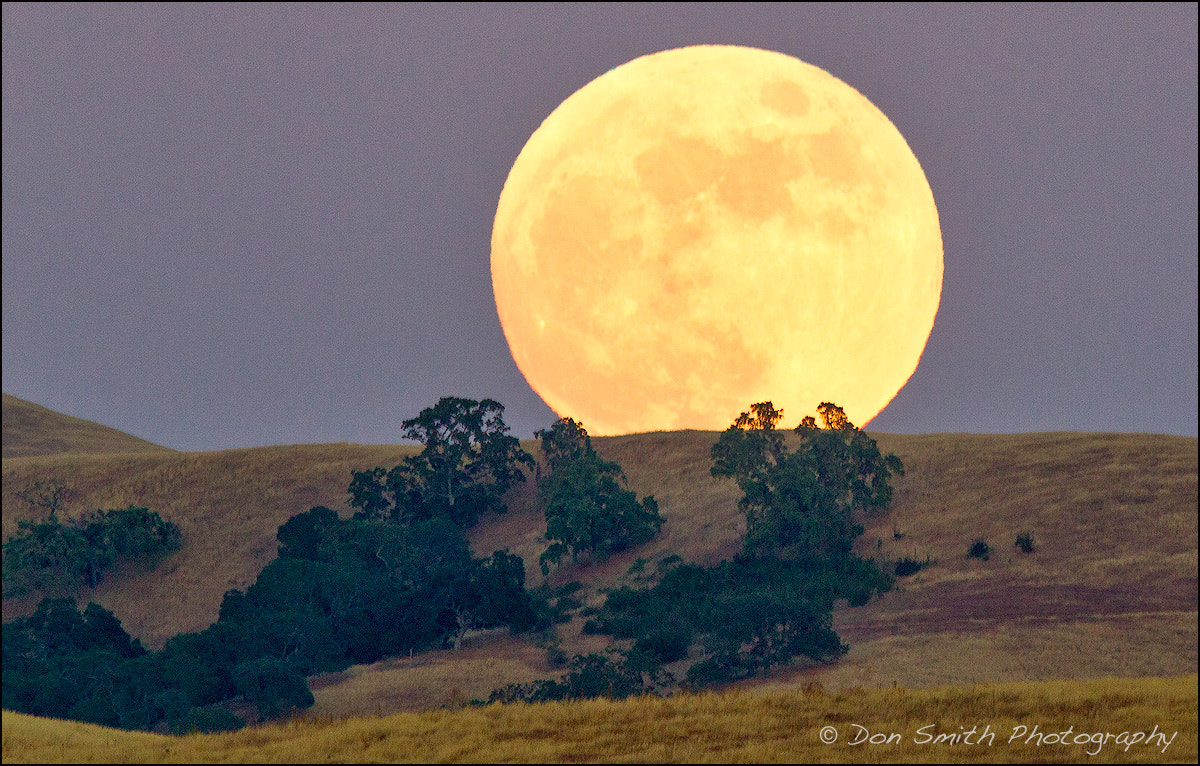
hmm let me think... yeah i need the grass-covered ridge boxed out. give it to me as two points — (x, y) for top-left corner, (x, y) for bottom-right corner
(3, 675), (1196, 763)
(2, 394), (171, 458)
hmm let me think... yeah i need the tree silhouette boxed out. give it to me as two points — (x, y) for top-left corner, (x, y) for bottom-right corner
(348, 397), (534, 528)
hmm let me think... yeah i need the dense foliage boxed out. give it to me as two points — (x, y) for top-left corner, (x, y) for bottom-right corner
(3, 598), (163, 730)
(488, 652), (651, 703)
(2, 507), (542, 732)
(535, 418), (663, 575)
(348, 397), (535, 527)
(2, 396), (551, 733)
(711, 401), (903, 559)
(229, 507), (540, 664)
(580, 554), (890, 688)
(3, 505), (181, 597)
(528, 402), (900, 697)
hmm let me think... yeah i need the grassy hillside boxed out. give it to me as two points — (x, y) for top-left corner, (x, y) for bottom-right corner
(4, 675), (1196, 763)
(2, 394), (171, 457)
(2, 402), (1197, 717)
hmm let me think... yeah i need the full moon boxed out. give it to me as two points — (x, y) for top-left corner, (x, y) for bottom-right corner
(491, 45), (942, 434)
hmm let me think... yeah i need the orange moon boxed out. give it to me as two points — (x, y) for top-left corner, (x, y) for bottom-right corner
(491, 45), (942, 434)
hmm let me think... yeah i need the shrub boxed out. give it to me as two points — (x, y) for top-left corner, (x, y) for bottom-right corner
(545, 645), (568, 668)
(487, 653), (646, 704)
(894, 557), (927, 577)
(555, 595), (583, 612)
(1014, 531), (1036, 553)
(99, 505), (181, 559)
(968, 538), (990, 560)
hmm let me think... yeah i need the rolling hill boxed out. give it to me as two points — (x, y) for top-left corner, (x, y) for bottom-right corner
(2, 394), (171, 457)
(1, 397), (1196, 720)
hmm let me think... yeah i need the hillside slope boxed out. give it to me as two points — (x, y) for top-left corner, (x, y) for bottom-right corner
(2, 394), (171, 457)
(5, 676), (1196, 763)
(2, 413), (1196, 715)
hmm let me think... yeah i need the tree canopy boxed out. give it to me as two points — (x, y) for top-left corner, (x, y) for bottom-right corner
(711, 401), (903, 560)
(3, 505), (180, 597)
(534, 418), (663, 575)
(348, 397), (535, 528)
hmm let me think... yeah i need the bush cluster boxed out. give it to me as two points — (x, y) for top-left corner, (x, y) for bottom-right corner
(1014, 531), (1036, 553)
(3, 509), (543, 732)
(582, 554), (889, 687)
(3, 505), (180, 597)
(487, 652), (651, 703)
(893, 556), (936, 577)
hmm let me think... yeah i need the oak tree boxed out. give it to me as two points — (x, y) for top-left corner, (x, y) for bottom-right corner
(349, 397), (535, 528)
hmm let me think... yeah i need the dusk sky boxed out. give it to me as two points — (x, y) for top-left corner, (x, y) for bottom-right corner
(3, 3), (1196, 451)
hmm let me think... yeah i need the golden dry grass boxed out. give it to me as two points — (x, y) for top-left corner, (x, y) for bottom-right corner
(305, 629), (554, 719)
(2, 403), (1197, 714)
(2, 394), (170, 458)
(4, 676), (1195, 763)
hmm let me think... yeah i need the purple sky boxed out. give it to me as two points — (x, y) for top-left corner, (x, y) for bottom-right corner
(3, 4), (1196, 450)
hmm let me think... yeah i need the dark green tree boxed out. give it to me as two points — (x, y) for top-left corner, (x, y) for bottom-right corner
(535, 418), (662, 576)
(470, 549), (539, 634)
(2, 506), (180, 596)
(815, 401), (854, 430)
(709, 401), (787, 488)
(349, 397), (534, 528)
(90, 505), (182, 561)
(711, 401), (903, 561)
(2, 518), (98, 595)
(2, 599), (148, 721)
(275, 505), (340, 560)
(540, 453), (662, 575)
(232, 657), (314, 720)
(158, 624), (243, 706)
(346, 467), (390, 521)
(535, 417), (591, 477)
